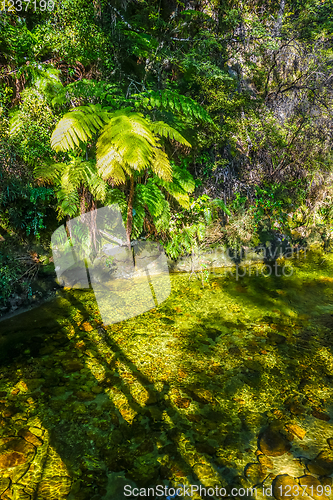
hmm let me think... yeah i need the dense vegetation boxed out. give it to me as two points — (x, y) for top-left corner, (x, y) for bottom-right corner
(1, 0), (333, 307)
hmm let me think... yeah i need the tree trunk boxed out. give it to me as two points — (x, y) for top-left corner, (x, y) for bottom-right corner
(80, 186), (87, 215)
(126, 175), (135, 250)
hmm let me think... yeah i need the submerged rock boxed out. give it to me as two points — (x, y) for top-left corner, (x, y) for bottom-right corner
(36, 476), (72, 499)
(307, 450), (333, 476)
(258, 454), (274, 469)
(285, 424), (306, 440)
(244, 462), (267, 485)
(273, 475), (298, 500)
(0, 437), (35, 470)
(312, 410), (330, 421)
(298, 475), (327, 500)
(18, 428), (43, 447)
(259, 428), (291, 457)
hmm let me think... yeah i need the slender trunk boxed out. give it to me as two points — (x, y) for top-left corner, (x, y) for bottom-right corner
(80, 186), (86, 215)
(126, 175), (135, 250)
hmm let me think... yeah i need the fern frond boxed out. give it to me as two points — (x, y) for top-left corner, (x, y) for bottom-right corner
(131, 203), (145, 239)
(51, 104), (110, 152)
(56, 188), (80, 218)
(34, 162), (66, 185)
(87, 170), (107, 202)
(172, 164), (195, 193)
(151, 146), (172, 182)
(9, 111), (24, 137)
(154, 167), (194, 209)
(153, 198), (170, 232)
(212, 198), (231, 215)
(133, 89), (213, 123)
(149, 121), (191, 147)
(105, 188), (127, 217)
(165, 186), (190, 208)
(135, 181), (166, 217)
(96, 113), (156, 182)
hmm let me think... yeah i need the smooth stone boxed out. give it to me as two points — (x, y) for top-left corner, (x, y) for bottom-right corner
(273, 475), (298, 500)
(285, 424), (306, 440)
(307, 450), (333, 476)
(298, 475), (328, 500)
(312, 410), (330, 421)
(259, 428), (291, 457)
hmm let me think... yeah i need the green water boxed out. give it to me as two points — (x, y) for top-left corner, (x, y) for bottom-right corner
(0, 247), (333, 499)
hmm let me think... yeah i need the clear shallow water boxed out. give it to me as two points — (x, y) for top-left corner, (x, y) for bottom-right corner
(0, 248), (333, 499)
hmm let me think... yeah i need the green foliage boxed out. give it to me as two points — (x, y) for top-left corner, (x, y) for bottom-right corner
(35, 156), (107, 219)
(163, 194), (225, 259)
(50, 105), (191, 187)
(132, 179), (170, 238)
(253, 184), (287, 226)
(8, 88), (56, 166)
(96, 110), (175, 183)
(131, 89), (214, 124)
(165, 221), (207, 260)
(50, 104), (110, 152)
(0, 250), (25, 306)
(0, 181), (54, 239)
(2, 0), (333, 261)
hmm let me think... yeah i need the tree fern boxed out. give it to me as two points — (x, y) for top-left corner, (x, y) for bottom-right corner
(35, 158), (107, 218)
(49, 104), (194, 241)
(51, 104), (110, 152)
(96, 111), (176, 183)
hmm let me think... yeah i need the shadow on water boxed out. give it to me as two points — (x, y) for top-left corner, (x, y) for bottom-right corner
(0, 248), (333, 499)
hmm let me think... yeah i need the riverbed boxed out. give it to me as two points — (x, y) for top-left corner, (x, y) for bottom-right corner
(0, 247), (333, 499)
